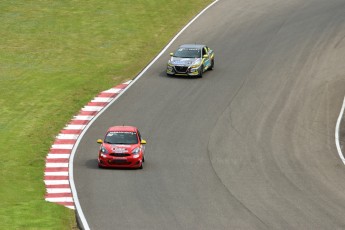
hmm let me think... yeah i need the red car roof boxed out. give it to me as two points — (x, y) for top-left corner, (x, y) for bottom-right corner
(107, 126), (138, 132)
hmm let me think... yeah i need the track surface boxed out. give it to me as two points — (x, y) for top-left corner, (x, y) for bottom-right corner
(74, 0), (345, 229)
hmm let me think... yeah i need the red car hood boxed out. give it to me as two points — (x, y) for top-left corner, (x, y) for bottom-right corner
(103, 143), (139, 153)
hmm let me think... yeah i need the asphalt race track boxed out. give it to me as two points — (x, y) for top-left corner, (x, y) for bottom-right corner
(73, 0), (345, 229)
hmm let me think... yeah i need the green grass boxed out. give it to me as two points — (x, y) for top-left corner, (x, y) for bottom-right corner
(0, 0), (212, 229)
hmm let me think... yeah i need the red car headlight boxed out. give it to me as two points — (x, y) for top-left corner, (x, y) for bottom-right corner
(132, 147), (140, 155)
(100, 146), (109, 158)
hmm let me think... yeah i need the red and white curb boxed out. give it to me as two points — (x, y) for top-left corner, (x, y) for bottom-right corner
(44, 80), (132, 209)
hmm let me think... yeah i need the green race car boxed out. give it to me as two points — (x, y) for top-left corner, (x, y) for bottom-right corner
(166, 44), (215, 78)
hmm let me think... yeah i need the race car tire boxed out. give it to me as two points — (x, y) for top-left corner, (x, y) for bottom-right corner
(209, 59), (214, 70)
(198, 65), (204, 78)
(139, 162), (143, 169)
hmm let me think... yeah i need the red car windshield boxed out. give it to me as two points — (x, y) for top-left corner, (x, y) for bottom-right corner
(104, 131), (138, 144)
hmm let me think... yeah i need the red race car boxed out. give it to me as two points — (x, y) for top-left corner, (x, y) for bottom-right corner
(97, 126), (146, 169)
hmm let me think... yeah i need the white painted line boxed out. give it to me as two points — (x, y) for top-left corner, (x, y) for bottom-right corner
(47, 154), (70, 159)
(68, 2), (220, 229)
(52, 144), (74, 149)
(45, 171), (69, 176)
(45, 197), (74, 202)
(335, 96), (345, 165)
(123, 80), (132, 85)
(64, 125), (86, 130)
(66, 206), (75, 210)
(57, 134), (79, 139)
(82, 106), (103, 112)
(44, 180), (70, 185)
(103, 88), (122, 93)
(47, 188), (72, 193)
(73, 115), (94, 121)
(46, 163), (69, 168)
(91, 97), (113, 103)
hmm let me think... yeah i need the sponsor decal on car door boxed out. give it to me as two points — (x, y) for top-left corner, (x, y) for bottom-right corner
(203, 47), (211, 68)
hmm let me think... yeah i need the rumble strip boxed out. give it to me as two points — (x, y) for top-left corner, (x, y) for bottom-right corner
(44, 80), (132, 209)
